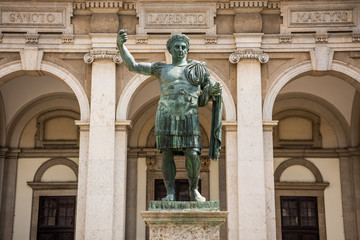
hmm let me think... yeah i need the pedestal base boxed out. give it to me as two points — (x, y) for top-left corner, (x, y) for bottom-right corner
(141, 201), (228, 240)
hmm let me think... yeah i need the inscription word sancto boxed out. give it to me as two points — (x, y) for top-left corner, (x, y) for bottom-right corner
(2, 11), (63, 25)
(292, 10), (353, 24)
(147, 13), (207, 25)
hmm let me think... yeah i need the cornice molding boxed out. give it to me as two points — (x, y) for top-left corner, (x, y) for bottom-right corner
(74, 1), (122, 10)
(73, 1), (135, 11)
(217, 0), (280, 10)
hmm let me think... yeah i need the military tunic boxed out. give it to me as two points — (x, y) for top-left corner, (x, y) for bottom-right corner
(151, 60), (211, 155)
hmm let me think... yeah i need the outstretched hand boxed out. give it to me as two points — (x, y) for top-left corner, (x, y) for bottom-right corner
(117, 29), (127, 46)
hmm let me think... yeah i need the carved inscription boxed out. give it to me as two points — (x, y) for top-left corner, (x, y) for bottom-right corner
(292, 10), (353, 24)
(147, 13), (207, 25)
(2, 11), (63, 25)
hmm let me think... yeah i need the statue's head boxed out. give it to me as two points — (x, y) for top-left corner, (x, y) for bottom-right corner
(166, 34), (190, 53)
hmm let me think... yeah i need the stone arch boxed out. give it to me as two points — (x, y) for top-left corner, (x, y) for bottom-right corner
(274, 92), (351, 148)
(274, 157), (323, 183)
(0, 60), (89, 121)
(6, 93), (79, 148)
(33, 157), (78, 182)
(263, 60), (360, 122)
(350, 91), (360, 147)
(116, 69), (237, 121)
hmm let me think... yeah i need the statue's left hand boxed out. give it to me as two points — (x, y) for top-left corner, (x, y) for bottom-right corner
(210, 82), (222, 97)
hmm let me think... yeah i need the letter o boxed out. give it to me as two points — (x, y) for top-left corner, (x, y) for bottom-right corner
(198, 14), (205, 24)
(32, 14), (38, 22)
(47, 14), (55, 23)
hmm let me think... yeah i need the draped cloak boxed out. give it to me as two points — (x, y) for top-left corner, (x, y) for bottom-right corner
(151, 60), (222, 161)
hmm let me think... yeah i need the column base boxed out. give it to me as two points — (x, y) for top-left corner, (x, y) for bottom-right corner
(141, 201), (228, 240)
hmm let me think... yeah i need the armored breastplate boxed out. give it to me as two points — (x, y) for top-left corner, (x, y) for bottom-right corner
(159, 79), (200, 116)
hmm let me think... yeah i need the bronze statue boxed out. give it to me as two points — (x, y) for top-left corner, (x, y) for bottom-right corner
(117, 30), (222, 202)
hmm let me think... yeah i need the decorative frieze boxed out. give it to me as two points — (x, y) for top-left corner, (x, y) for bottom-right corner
(0, 3), (73, 35)
(230, 1), (267, 8)
(84, 49), (122, 64)
(85, 1), (122, 9)
(73, 1), (135, 11)
(73, 1), (122, 10)
(61, 35), (75, 44)
(204, 35), (218, 44)
(25, 34), (39, 44)
(352, 34), (360, 42)
(280, 3), (360, 34)
(229, 49), (269, 64)
(315, 34), (328, 43)
(217, 0), (280, 10)
(123, 2), (136, 10)
(136, 35), (149, 44)
(278, 34), (292, 43)
(137, 3), (216, 35)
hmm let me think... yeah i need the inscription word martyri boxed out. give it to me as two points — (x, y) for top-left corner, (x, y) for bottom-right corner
(2, 11), (63, 25)
(147, 13), (207, 25)
(292, 10), (353, 24)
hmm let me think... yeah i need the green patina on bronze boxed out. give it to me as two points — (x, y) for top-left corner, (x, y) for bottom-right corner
(117, 30), (222, 202)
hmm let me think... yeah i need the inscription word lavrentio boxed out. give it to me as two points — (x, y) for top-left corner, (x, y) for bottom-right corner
(147, 13), (207, 25)
(2, 11), (63, 25)
(292, 10), (353, 24)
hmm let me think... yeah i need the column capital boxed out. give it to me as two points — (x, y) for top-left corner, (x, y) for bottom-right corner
(229, 49), (269, 64)
(84, 49), (122, 64)
(6, 149), (21, 159)
(75, 120), (90, 132)
(222, 121), (237, 132)
(0, 148), (9, 157)
(263, 120), (278, 132)
(115, 120), (132, 132)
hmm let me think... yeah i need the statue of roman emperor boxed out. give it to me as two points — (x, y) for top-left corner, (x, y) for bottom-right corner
(117, 30), (222, 202)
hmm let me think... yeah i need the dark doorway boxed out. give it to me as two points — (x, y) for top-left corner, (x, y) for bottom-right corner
(37, 196), (76, 240)
(280, 196), (319, 240)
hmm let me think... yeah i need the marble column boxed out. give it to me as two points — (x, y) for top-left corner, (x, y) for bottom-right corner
(338, 151), (358, 240)
(83, 50), (122, 239)
(74, 121), (89, 240)
(0, 149), (20, 240)
(0, 148), (7, 219)
(229, 34), (269, 240)
(263, 121), (278, 240)
(126, 150), (140, 240)
(223, 121), (239, 240)
(351, 153), (360, 238)
(114, 121), (131, 240)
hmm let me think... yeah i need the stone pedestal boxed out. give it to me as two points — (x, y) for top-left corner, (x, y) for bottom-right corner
(142, 201), (228, 240)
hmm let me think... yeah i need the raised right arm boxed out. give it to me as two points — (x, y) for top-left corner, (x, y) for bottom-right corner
(117, 29), (152, 75)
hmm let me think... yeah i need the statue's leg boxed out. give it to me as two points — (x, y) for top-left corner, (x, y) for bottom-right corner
(161, 149), (176, 201)
(184, 148), (206, 202)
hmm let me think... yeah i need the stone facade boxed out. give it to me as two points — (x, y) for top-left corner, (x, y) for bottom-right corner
(0, 0), (360, 240)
